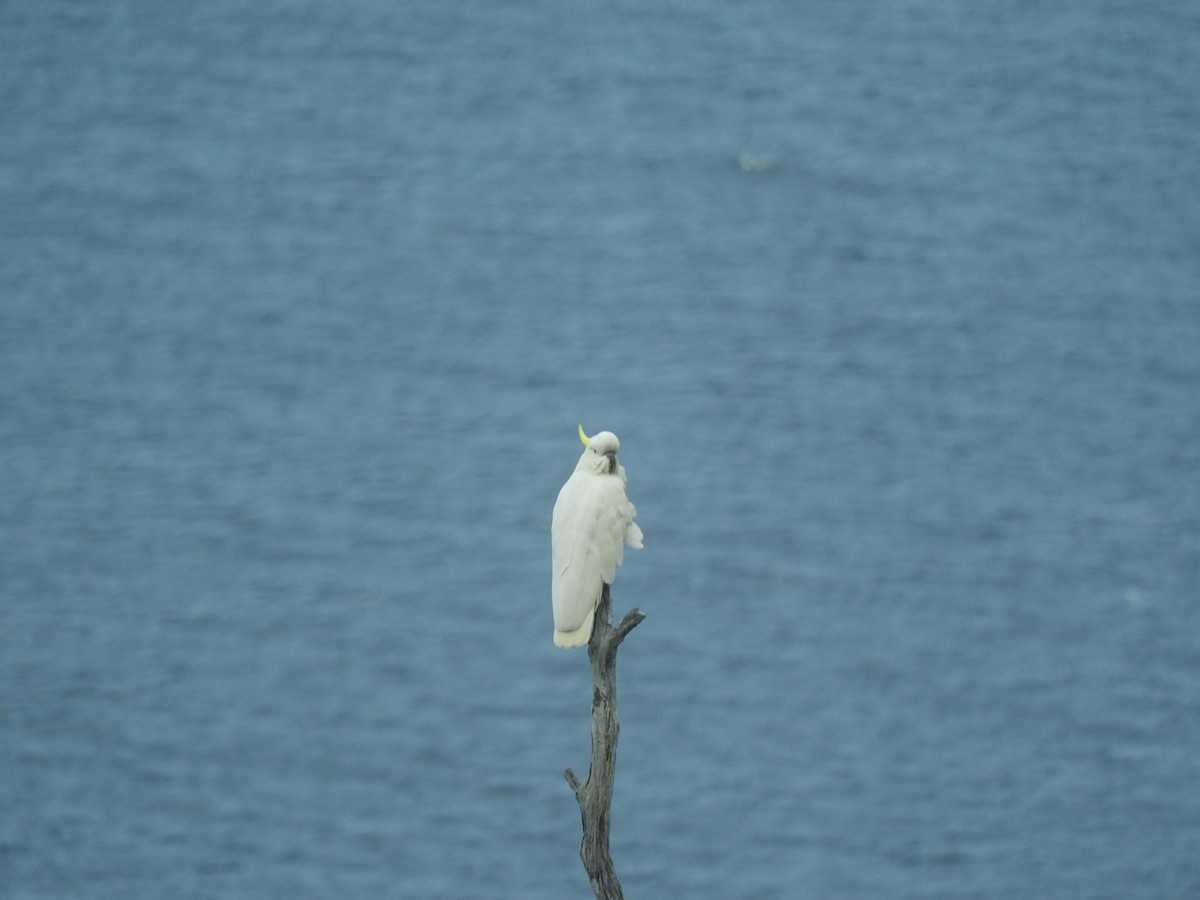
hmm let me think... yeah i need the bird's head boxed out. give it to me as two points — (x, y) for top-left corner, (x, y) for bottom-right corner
(577, 424), (620, 475)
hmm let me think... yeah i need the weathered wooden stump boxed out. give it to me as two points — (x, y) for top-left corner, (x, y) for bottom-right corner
(564, 584), (645, 900)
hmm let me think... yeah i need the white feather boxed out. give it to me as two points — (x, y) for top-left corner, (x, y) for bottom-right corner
(551, 431), (642, 648)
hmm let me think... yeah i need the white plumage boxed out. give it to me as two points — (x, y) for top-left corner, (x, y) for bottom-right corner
(551, 427), (643, 648)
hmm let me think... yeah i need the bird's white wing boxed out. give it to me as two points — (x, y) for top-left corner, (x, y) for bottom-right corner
(625, 500), (644, 550)
(614, 462), (643, 548)
(551, 473), (636, 635)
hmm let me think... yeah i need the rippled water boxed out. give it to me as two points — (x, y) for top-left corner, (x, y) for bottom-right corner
(2, 1), (1198, 897)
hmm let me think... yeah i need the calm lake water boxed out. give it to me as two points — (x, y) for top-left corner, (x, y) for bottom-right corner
(2, 1), (1198, 897)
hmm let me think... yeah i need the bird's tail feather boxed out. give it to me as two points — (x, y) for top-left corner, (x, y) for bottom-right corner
(553, 610), (595, 648)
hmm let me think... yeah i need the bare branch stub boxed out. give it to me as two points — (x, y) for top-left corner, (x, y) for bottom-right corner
(563, 584), (644, 900)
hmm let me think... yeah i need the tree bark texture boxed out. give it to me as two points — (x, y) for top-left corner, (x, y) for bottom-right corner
(564, 584), (645, 900)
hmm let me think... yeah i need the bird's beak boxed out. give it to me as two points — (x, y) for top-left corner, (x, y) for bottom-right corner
(605, 451), (617, 472)
(578, 423), (591, 447)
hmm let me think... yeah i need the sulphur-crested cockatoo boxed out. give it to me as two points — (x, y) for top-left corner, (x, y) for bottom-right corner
(551, 425), (643, 648)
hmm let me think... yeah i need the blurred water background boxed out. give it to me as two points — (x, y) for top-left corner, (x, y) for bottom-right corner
(2, 1), (1199, 897)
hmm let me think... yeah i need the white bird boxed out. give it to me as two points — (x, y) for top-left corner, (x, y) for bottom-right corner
(551, 425), (644, 648)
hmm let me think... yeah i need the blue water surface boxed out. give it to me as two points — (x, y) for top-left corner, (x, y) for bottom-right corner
(2, 1), (1198, 897)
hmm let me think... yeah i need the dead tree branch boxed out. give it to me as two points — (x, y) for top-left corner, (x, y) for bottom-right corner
(564, 584), (645, 900)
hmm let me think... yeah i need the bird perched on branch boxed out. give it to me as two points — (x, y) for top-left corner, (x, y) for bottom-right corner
(551, 425), (644, 648)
